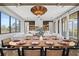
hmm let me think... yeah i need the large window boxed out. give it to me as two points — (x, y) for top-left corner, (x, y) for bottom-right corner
(69, 12), (77, 38)
(0, 12), (20, 34)
(1, 12), (9, 33)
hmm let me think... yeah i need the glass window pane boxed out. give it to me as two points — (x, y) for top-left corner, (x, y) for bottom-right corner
(11, 17), (16, 32)
(73, 20), (77, 37)
(1, 12), (9, 33)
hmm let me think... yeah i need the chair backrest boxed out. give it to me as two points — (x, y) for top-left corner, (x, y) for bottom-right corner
(45, 47), (65, 56)
(1, 38), (11, 47)
(66, 47), (79, 56)
(22, 47), (43, 56)
(1, 48), (20, 56)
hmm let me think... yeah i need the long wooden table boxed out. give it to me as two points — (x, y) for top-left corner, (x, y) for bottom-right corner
(9, 37), (76, 48)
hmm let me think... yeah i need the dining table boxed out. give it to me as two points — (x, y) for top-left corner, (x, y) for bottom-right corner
(9, 36), (76, 48)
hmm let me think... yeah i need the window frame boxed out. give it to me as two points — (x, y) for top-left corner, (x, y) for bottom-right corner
(0, 11), (20, 34)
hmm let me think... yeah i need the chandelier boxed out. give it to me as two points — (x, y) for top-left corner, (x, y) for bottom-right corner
(31, 5), (47, 16)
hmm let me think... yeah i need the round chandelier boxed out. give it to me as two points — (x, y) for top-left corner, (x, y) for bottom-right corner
(31, 5), (47, 16)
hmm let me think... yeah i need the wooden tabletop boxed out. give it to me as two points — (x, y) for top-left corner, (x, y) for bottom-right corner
(9, 38), (76, 48)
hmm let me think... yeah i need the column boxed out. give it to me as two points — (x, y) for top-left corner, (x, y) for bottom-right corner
(56, 20), (58, 34)
(66, 13), (69, 39)
(59, 18), (62, 35)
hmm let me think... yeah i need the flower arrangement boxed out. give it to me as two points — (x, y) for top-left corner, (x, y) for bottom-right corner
(35, 26), (44, 36)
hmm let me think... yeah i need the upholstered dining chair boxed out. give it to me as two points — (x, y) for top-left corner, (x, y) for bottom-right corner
(22, 47), (43, 56)
(1, 38), (12, 48)
(65, 47), (79, 56)
(1, 48), (20, 56)
(45, 47), (65, 56)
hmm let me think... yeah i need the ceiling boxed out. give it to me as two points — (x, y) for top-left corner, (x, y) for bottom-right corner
(4, 3), (78, 21)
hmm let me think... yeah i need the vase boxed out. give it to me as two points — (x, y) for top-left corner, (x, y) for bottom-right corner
(40, 36), (43, 41)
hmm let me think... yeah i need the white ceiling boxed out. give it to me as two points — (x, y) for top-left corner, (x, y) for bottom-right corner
(6, 5), (74, 21)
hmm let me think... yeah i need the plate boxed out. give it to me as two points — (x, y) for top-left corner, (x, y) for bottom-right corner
(32, 41), (39, 45)
(45, 41), (53, 45)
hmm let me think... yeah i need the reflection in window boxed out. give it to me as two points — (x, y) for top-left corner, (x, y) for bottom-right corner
(1, 12), (9, 33)
(11, 17), (16, 32)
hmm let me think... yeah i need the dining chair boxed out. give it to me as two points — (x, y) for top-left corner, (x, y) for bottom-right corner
(1, 38), (12, 48)
(1, 48), (20, 56)
(45, 47), (65, 56)
(0, 48), (3, 56)
(65, 47), (79, 56)
(22, 47), (43, 56)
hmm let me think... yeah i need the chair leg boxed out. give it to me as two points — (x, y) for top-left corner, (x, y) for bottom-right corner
(65, 48), (69, 56)
(22, 49), (24, 56)
(62, 48), (65, 56)
(18, 49), (21, 56)
(44, 49), (46, 56)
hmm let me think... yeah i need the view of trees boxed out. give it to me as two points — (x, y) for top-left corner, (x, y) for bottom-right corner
(0, 12), (20, 34)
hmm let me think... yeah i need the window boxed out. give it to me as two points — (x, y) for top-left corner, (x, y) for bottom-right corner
(11, 17), (16, 32)
(1, 12), (9, 33)
(29, 21), (35, 31)
(43, 21), (49, 31)
(0, 12), (20, 34)
(69, 12), (77, 38)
